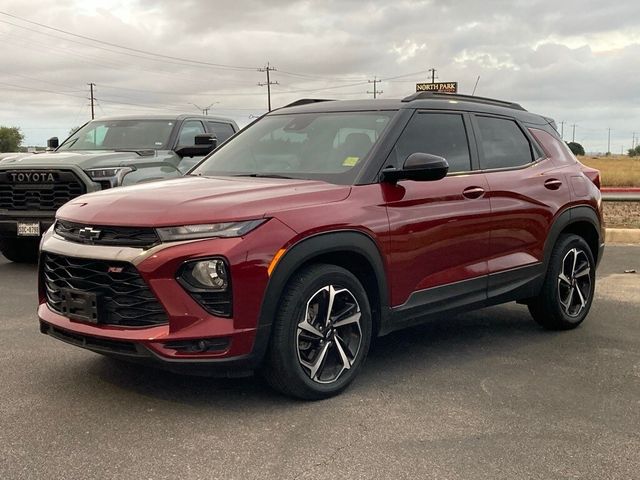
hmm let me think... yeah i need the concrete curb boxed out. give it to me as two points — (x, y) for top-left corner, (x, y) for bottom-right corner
(606, 228), (640, 244)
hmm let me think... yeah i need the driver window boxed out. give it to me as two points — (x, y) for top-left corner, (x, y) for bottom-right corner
(178, 120), (205, 146)
(390, 113), (471, 173)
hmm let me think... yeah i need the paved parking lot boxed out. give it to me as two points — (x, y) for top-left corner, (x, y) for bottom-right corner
(1, 246), (638, 479)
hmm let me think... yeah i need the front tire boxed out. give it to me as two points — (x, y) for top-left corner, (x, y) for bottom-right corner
(263, 264), (372, 400)
(0, 237), (39, 263)
(528, 234), (596, 330)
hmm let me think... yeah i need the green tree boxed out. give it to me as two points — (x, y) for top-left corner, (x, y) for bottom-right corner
(0, 126), (24, 153)
(567, 141), (585, 156)
(628, 145), (640, 157)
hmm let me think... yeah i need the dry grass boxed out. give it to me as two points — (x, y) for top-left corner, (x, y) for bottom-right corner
(578, 155), (640, 187)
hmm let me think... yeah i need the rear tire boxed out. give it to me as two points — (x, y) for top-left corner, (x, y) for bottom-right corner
(528, 234), (595, 330)
(262, 264), (372, 400)
(0, 237), (39, 263)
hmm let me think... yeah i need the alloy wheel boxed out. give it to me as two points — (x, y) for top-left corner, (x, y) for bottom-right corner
(557, 247), (592, 318)
(296, 285), (363, 384)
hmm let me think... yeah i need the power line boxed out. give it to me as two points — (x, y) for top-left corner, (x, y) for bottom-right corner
(258, 63), (278, 112)
(0, 11), (256, 71)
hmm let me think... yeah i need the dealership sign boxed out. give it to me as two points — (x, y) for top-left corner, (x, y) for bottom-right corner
(415, 82), (458, 93)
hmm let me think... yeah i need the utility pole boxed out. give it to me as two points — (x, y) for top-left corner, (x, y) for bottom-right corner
(607, 128), (611, 154)
(571, 124), (577, 142)
(428, 67), (437, 83)
(632, 132), (637, 149)
(367, 77), (383, 99)
(559, 121), (565, 140)
(258, 62), (278, 112)
(88, 82), (95, 120)
(190, 102), (218, 115)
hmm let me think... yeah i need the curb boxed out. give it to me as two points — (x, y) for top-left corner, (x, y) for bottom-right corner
(606, 228), (640, 244)
(601, 187), (640, 193)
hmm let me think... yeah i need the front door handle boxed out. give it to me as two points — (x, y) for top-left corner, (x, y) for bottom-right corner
(462, 186), (485, 199)
(544, 178), (563, 190)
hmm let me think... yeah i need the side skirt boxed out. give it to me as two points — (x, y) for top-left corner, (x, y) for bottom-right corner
(381, 263), (544, 336)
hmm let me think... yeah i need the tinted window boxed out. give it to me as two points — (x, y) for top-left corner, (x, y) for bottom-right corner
(58, 120), (174, 150)
(476, 116), (532, 169)
(391, 113), (471, 173)
(207, 122), (236, 143)
(178, 120), (205, 146)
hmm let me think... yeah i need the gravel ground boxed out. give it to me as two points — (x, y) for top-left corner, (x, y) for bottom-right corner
(603, 202), (640, 229)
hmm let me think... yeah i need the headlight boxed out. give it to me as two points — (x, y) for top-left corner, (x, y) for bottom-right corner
(156, 219), (266, 242)
(85, 167), (135, 188)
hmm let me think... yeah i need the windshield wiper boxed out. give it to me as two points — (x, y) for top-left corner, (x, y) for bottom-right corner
(233, 173), (295, 179)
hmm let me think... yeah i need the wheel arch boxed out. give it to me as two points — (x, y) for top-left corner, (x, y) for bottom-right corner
(545, 206), (603, 268)
(255, 230), (390, 359)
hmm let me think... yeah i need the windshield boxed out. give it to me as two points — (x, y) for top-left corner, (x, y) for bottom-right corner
(191, 111), (396, 185)
(58, 120), (175, 151)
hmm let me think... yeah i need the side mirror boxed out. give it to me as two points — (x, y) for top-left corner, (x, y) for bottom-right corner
(175, 134), (218, 158)
(47, 137), (59, 150)
(381, 153), (449, 183)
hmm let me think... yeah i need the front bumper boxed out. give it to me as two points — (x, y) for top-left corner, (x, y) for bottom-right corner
(38, 219), (297, 375)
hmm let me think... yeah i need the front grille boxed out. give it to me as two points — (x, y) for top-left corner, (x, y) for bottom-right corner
(55, 220), (159, 247)
(43, 253), (168, 327)
(0, 170), (85, 211)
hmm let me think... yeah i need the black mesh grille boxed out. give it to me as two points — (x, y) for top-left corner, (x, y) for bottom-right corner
(55, 220), (159, 247)
(43, 253), (168, 327)
(190, 292), (232, 317)
(0, 170), (85, 211)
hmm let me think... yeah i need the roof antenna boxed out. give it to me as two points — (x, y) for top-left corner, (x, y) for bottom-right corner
(471, 76), (480, 96)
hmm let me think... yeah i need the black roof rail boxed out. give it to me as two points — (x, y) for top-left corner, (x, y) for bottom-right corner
(401, 91), (526, 111)
(282, 98), (335, 108)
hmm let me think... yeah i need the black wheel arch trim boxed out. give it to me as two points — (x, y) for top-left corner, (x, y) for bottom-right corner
(251, 230), (391, 364)
(544, 205), (603, 268)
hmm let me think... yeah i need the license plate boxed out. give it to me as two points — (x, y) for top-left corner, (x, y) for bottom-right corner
(60, 289), (100, 323)
(17, 222), (40, 236)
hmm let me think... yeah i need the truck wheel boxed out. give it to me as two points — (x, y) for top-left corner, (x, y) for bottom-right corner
(528, 234), (595, 330)
(263, 264), (372, 400)
(0, 238), (39, 263)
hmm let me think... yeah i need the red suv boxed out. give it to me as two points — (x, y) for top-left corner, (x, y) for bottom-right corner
(38, 93), (604, 399)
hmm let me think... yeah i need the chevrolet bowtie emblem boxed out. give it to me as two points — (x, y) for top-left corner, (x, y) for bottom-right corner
(78, 227), (102, 241)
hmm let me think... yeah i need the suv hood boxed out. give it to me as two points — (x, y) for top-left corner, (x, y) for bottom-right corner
(57, 176), (351, 227)
(0, 150), (156, 169)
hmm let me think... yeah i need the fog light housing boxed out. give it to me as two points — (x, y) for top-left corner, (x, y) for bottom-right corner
(191, 260), (228, 290)
(177, 258), (232, 317)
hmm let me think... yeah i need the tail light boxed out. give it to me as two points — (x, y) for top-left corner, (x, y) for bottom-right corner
(581, 166), (601, 190)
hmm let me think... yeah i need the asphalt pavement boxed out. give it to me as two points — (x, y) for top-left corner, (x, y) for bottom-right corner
(0, 246), (638, 479)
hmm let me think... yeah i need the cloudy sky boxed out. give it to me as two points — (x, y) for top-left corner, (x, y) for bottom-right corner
(1, 0), (639, 153)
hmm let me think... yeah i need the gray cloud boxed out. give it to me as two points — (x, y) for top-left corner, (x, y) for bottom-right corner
(1, 0), (639, 152)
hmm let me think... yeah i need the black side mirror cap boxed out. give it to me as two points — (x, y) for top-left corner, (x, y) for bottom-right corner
(381, 153), (449, 183)
(47, 137), (59, 150)
(176, 134), (218, 158)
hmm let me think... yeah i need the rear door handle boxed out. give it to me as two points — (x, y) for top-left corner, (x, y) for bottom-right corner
(462, 186), (485, 199)
(544, 179), (563, 190)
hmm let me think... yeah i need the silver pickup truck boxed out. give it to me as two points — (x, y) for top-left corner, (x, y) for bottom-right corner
(0, 114), (238, 262)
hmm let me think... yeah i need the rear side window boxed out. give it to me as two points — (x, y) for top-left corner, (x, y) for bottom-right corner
(391, 112), (471, 173)
(207, 122), (235, 143)
(475, 116), (533, 169)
